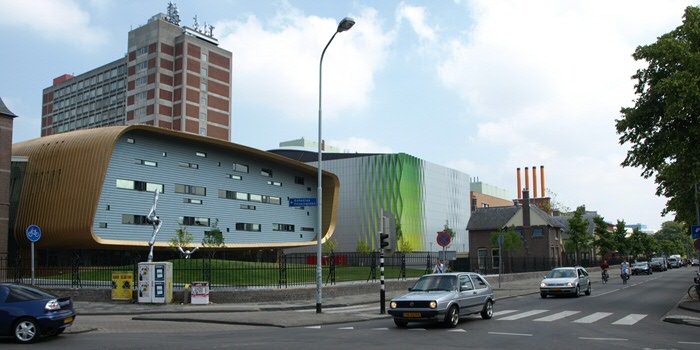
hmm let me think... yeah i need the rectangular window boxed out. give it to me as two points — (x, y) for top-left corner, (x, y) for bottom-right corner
(183, 198), (203, 205)
(122, 214), (150, 225)
(264, 196), (281, 205)
(136, 46), (148, 56)
(492, 248), (500, 269)
(267, 181), (282, 187)
(136, 60), (148, 71)
(116, 179), (163, 193)
(478, 248), (488, 270)
(135, 76), (148, 87)
(201, 67), (207, 76)
(99, 223), (108, 228)
(533, 228), (543, 236)
(240, 204), (256, 210)
(235, 192), (248, 200)
(249, 194), (262, 203)
(227, 174), (242, 180)
(273, 223), (295, 232)
(301, 227), (314, 232)
(178, 216), (210, 226)
(178, 162), (199, 169)
(235, 223), (261, 232)
(175, 184), (206, 196)
(195, 152), (207, 158)
(294, 176), (305, 185)
(135, 159), (157, 167)
(200, 112), (207, 121)
(233, 163), (249, 173)
(261, 168), (272, 177)
(127, 138), (135, 144)
(135, 91), (147, 102)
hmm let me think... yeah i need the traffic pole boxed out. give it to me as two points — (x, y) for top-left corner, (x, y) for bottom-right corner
(380, 249), (385, 314)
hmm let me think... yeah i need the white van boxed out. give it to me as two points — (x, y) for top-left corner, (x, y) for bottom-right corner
(668, 257), (680, 268)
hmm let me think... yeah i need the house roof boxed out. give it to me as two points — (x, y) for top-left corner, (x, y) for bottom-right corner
(0, 97), (18, 118)
(467, 204), (564, 231)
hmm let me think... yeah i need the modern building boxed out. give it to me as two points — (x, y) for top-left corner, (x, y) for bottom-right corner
(10, 125), (338, 262)
(0, 97), (18, 264)
(41, 4), (232, 141)
(470, 179), (513, 212)
(270, 147), (472, 254)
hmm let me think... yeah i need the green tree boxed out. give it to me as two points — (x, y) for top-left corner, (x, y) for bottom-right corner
(566, 206), (593, 264)
(593, 215), (615, 256)
(356, 238), (372, 253)
(201, 219), (225, 258)
(442, 221), (456, 240)
(323, 238), (338, 254)
(627, 228), (646, 259)
(613, 220), (629, 258)
(616, 6), (700, 226)
(655, 221), (693, 256)
(399, 240), (414, 253)
(169, 225), (194, 257)
(490, 225), (523, 270)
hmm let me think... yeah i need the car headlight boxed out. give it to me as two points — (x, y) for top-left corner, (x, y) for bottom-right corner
(45, 299), (60, 311)
(390, 301), (397, 309)
(566, 282), (574, 287)
(429, 301), (437, 309)
(540, 282), (547, 287)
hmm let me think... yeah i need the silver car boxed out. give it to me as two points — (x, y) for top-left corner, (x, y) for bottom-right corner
(540, 266), (591, 298)
(388, 272), (495, 328)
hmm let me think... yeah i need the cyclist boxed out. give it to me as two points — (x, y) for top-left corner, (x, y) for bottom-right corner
(600, 260), (610, 284)
(620, 259), (630, 284)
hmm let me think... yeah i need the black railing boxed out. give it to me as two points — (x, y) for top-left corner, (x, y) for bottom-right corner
(0, 252), (615, 290)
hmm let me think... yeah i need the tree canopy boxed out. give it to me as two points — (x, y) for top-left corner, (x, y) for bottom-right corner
(616, 6), (700, 226)
(566, 206), (593, 264)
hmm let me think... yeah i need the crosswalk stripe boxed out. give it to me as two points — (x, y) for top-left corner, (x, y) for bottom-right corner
(448, 329), (467, 332)
(492, 310), (518, 317)
(534, 311), (581, 322)
(338, 327), (354, 330)
(612, 314), (647, 325)
(498, 310), (549, 320)
(573, 312), (613, 323)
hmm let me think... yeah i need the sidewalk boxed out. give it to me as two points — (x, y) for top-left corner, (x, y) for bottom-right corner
(66, 273), (700, 333)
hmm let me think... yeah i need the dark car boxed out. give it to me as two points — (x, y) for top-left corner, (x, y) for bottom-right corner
(0, 283), (76, 343)
(388, 272), (495, 328)
(631, 261), (652, 275)
(650, 257), (667, 272)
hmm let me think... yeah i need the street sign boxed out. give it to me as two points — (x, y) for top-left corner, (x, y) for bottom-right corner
(436, 231), (451, 247)
(26, 225), (41, 242)
(692, 225), (700, 239)
(288, 198), (317, 207)
(695, 238), (700, 251)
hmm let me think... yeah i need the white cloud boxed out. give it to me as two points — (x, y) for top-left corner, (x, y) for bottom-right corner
(0, 0), (106, 49)
(436, 0), (690, 230)
(217, 5), (393, 122)
(396, 4), (437, 42)
(329, 137), (393, 154)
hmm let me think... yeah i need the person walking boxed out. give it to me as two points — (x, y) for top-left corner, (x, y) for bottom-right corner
(433, 259), (445, 273)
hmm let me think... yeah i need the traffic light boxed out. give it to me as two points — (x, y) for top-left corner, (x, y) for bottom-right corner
(380, 232), (389, 249)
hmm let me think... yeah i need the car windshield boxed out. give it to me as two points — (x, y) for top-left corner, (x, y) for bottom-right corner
(634, 262), (648, 267)
(411, 276), (457, 291)
(546, 269), (575, 278)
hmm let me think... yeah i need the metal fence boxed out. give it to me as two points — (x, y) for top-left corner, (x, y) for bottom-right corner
(0, 251), (603, 290)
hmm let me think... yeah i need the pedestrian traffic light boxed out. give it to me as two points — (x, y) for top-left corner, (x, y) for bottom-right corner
(380, 232), (389, 249)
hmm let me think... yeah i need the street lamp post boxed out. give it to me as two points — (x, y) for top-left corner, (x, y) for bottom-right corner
(316, 17), (355, 314)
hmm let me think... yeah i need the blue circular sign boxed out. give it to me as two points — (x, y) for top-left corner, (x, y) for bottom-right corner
(26, 225), (41, 242)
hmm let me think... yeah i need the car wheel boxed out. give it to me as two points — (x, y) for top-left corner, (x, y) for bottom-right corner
(574, 285), (580, 298)
(444, 305), (459, 328)
(481, 300), (493, 319)
(540, 293), (547, 299)
(393, 318), (408, 328)
(585, 283), (591, 296)
(13, 318), (40, 343)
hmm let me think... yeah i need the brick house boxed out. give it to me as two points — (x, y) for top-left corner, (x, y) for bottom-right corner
(467, 190), (564, 273)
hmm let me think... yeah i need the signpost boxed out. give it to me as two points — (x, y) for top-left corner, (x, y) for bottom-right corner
(288, 198), (318, 207)
(26, 225), (41, 285)
(692, 225), (700, 240)
(497, 234), (504, 288)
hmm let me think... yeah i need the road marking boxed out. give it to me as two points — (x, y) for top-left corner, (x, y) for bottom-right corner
(337, 327), (354, 330)
(612, 314), (647, 325)
(448, 329), (467, 332)
(409, 328), (427, 331)
(296, 305), (377, 313)
(489, 332), (532, 337)
(305, 326), (321, 329)
(492, 310), (518, 317)
(678, 341), (700, 345)
(498, 309), (548, 320)
(372, 328), (390, 331)
(573, 312), (613, 323)
(579, 337), (627, 341)
(534, 310), (581, 322)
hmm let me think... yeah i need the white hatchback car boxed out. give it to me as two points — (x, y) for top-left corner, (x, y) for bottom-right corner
(540, 267), (591, 298)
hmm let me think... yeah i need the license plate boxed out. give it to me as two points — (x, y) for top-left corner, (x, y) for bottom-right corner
(63, 316), (73, 324)
(403, 312), (421, 318)
(551, 288), (561, 291)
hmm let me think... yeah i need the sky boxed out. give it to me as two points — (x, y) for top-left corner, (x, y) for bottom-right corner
(0, 0), (695, 232)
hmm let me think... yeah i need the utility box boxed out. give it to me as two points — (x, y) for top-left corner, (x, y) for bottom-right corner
(137, 262), (173, 304)
(190, 281), (210, 305)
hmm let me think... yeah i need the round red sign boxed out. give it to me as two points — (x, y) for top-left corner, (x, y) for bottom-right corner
(694, 238), (700, 251)
(436, 231), (451, 247)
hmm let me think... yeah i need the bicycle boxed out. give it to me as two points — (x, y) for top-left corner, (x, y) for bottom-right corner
(688, 274), (700, 300)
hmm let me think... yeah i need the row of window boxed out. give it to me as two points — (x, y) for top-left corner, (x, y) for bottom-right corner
(53, 80), (125, 111)
(52, 65), (126, 99)
(217, 190), (281, 205)
(119, 214), (304, 232)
